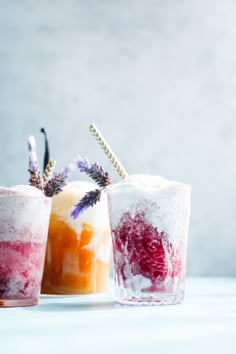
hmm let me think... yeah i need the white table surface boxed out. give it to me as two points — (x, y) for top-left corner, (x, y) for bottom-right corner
(1, 277), (236, 354)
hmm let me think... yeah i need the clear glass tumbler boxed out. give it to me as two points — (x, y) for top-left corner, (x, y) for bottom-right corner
(41, 181), (111, 294)
(107, 174), (191, 305)
(0, 191), (51, 307)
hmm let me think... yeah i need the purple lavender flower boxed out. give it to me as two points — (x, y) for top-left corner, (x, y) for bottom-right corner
(60, 162), (77, 178)
(28, 152), (39, 173)
(28, 151), (43, 190)
(76, 156), (112, 187)
(44, 163), (76, 197)
(71, 189), (102, 219)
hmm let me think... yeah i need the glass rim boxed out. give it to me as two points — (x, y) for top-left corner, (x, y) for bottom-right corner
(0, 194), (51, 201)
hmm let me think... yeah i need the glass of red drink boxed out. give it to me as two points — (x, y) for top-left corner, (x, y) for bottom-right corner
(107, 175), (191, 305)
(0, 186), (51, 307)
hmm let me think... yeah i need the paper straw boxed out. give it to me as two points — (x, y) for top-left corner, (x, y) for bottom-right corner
(43, 160), (56, 183)
(89, 123), (128, 179)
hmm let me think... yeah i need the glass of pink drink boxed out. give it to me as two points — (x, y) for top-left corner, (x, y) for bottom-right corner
(0, 185), (51, 307)
(107, 175), (191, 305)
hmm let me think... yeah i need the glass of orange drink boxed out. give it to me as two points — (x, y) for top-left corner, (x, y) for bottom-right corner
(41, 181), (111, 294)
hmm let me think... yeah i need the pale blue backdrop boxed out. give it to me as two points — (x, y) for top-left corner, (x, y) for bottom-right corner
(0, 0), (236, 275)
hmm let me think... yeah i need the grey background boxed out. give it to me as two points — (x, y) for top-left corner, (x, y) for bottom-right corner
(0, 0), (236, 276)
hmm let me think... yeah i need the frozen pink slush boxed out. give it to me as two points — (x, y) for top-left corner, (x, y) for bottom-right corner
(107, 175), (191, 305)
(0, 185), (51, 307)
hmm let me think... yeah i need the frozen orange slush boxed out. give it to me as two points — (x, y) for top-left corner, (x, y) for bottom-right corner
(41, 181), (111, 294)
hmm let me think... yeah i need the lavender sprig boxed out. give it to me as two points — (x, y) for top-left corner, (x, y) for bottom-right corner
(44, 162), (76, 197)
(28, 151), (43, 190)
(43, 173), (67, 197)
(28, 151), (38, 173)
(69, 157), (113, 219)
(71, 189), (102, 219)
(76, 156), (112, 187)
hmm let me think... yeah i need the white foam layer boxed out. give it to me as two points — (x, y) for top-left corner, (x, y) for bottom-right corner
(0, 185), (44, 197)
(0, 186), (51, 242)
(107, 174), (191, 245)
